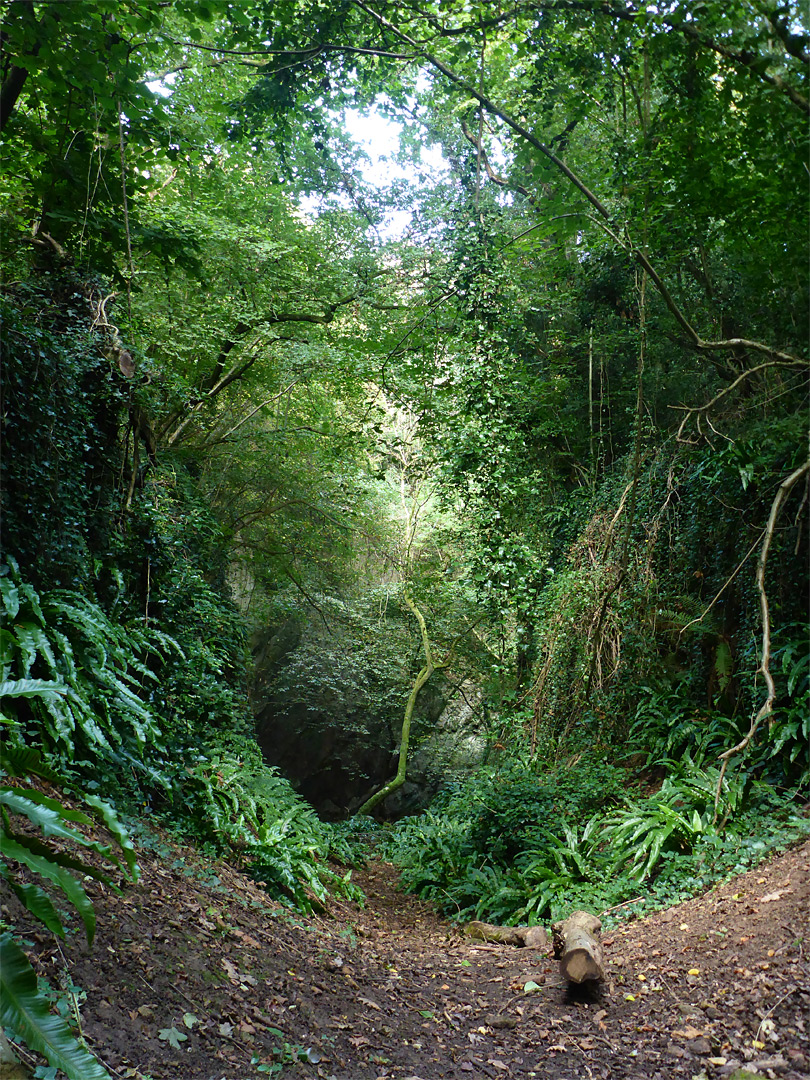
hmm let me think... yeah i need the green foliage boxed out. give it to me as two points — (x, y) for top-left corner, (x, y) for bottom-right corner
(0, 935), (112, 1080)
(465, 757), (626, 863)
(251, 1035), (319, 1075)
(0, 0), (219, 275)
(386, 752), (810, 927)
(1, 0), (808, 987)
(384, 754), (625, 920)
(166, 749), (362, 912)
(0, 772), (136, 945)
(0, 253), (369, 914)
(0, 283), (127, 591)
(1, 557), (167, 766)
(0, 756), (136, 1080)
(0, 552), (358, 915)
(597, 760), (745, 881)
(767, 623), (810, 786)
(523, 423), (809, 761)
(628, 619), (810, 787)
(323, 816), (382, 868)
(628, 685), (745, 768)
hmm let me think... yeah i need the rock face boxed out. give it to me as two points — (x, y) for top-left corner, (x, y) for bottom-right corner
(252, 617), (302, 694)
(250, 615), (486, 819)
(252, 617), (398, 816)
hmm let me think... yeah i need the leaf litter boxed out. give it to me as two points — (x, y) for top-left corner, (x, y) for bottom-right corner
(1, 807), (808, 1080)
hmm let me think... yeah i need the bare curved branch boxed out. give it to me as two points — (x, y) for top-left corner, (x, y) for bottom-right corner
(678, 533), (763, 638)
(201, 378), (306, 447)
(714, 453), (810, 818)
(356, 591), (443, 816)
(673, 361), (810, 442)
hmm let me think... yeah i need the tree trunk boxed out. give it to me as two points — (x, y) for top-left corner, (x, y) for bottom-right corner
(0, 1), (40, 134)
(464, 921), (549, 949)
(356, 593), (436, 816)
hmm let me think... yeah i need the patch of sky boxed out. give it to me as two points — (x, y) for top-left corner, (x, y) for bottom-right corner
(300, 103), (449, 240)
(146, 74), (178, 97)
(145, 73), (448, 240)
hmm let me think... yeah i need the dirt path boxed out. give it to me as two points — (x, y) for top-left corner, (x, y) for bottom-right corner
(3, 830), (809, 1080)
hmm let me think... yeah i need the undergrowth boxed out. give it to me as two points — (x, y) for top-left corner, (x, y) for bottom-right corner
(382, 749), (810, 929)
(0, 557), (360, 914)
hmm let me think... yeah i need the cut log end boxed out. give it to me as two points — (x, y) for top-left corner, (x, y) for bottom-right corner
(561, 946), (604, 983)
(552, 910), (605, 984)
(521, 925), (549, 949)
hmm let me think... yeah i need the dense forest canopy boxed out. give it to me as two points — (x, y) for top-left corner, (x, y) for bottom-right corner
(0, 1), (808, 1071)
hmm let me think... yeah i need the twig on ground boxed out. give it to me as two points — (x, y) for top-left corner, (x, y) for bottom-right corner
(600, 896), (646, 916)
(755, 986), (800, 1042)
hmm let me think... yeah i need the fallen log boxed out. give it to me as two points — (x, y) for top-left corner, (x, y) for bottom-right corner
(551, 910), (605, 983)
(520, 925), (549, 949)
(463, 921), (549, 948)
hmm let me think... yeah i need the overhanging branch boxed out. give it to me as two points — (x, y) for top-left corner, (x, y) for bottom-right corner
(352, 0), (805, 366)
(672, 361), (810, 442)
(160, 289), (364, 447)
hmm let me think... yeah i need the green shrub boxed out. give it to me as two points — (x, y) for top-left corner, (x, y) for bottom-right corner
(627, 683), (745, 767)
(0, 559), (357, 916)
(385, 752), (810, 927)
(766, 622), (810, 786)
(169, 750), (363, 912)
(384, 755), (625, 920)
(465, 756), (625, 862)
(0, 283), (126, 593)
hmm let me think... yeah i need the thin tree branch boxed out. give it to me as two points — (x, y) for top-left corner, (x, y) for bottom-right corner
(672, 361), (809, 442)
(506, 1), (810, 114)
(206, 321), (251, 391)
(356, 590), (444, 815)
(353, 0), (611, 216)
(678, 533), (763, 638)
(166, 356), (259, 446)
(201, 378), (304, 446)
(283, 564), (333, 631)
(714, 453), (810, 818)
(161, 287), (364, 445)
(167, 38), (415, 61)
(697, 339), (806, 365)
